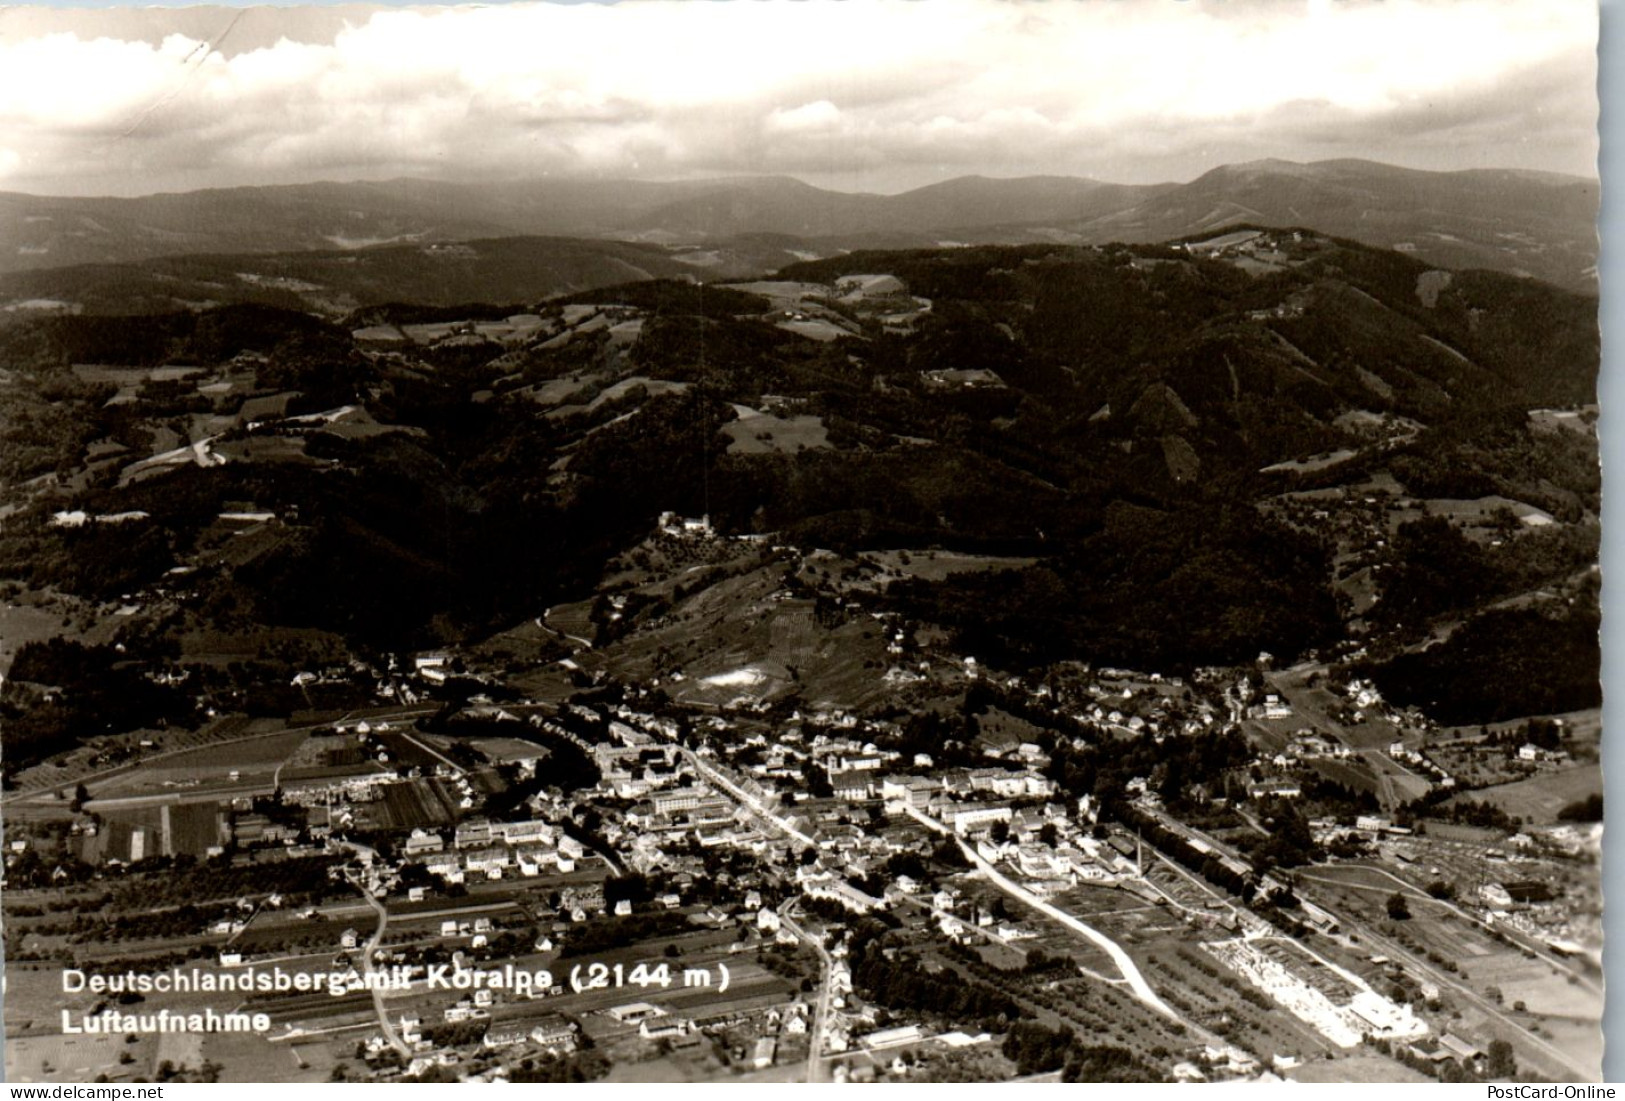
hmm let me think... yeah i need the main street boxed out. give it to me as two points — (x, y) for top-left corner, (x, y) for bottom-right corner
(678, 746), (818, 849)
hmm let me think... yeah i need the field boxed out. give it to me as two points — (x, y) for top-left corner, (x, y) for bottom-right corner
(168, 800), (227, 856)
(1447, 766), (1601, 825)
(84, 806), (164, 862)
(180, 624), (347, 666)
(87, 728), (309, 801)
(973, 706), (1047, 750)
(0, 600), (67, 674)
(973, 878), (1299, 1057)
(2, 963), (87, 1035)
(1289, 1054), (1429, 1083)
(469, 737), (552, 766)
(858, 549), (1037, 586)
(717, 280), (831, 302)
(722, 405), (830, 455)
(520, 373), (593, 407)
(545, 376), (689, 420)
(1264, 669), (1407, 752)
(604, 1054), (714, 1082)
(159, 728), (309, 769)
(205, 1033), (339, 1084)
(1538, 1018), (1605, 1077)
(1305, 756), (1384, 798)
(365, 777), (457, 830)
(1143, 940), (1343, 1062)
(775, 318), (852, 341)
(1260, 449), (1357, 475)
(2, 713), (319, 811)
(4, 1031), (134, 1083)
(1050, 873), (1372, 1065)
(1416, 496), (1555, 528)
(2, 958), (290, 1081)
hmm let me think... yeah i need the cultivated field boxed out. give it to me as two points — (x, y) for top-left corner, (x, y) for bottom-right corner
(365, 778), (458, 830)
(168, 800), (227, 856)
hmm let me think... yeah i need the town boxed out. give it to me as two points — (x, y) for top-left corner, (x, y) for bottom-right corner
(2, 510), (1602, 1085)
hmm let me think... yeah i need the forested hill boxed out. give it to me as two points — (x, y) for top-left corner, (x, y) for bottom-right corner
(0, 231), (1599, 773)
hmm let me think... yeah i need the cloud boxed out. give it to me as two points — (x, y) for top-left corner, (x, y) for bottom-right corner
(767, 101), (842, 136)
(0, 0), (1598, 196)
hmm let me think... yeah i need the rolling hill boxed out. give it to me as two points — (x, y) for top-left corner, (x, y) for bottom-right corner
(1, 159), (1598, 293)
(0, 230), (1599, 772)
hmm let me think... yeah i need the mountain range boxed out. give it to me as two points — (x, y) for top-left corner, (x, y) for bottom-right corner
(1, 158), (1598, 298)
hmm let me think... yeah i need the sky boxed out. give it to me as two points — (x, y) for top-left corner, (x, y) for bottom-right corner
(0, 0), (1601, 198)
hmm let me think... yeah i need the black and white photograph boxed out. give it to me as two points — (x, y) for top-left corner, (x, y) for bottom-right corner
(0, 0), (1605, 1086)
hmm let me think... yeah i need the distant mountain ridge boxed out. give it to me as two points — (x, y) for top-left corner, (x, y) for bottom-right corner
(0, 158), (1598, 293)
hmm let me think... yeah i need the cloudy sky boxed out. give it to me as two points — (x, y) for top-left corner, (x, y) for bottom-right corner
(0, 0), (1599, 197)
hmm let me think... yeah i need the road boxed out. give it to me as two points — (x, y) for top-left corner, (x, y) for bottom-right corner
(901, 806), (1186, 1026)
(540, 610), (594, 650)
(346, 871), (412, 1061)
(673, 742), (827, 1077)
(776, 903), (833, 1083)
(394, 728), (466, 776)
(680, 747), (817, 849)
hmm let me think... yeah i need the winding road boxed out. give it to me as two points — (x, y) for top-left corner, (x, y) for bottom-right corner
(347, 874), (411, 1061)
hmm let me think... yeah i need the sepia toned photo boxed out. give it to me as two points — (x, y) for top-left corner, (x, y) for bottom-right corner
(0, 0), (1604, 1085)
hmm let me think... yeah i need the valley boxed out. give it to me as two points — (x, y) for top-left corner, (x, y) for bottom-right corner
(0, 221), (1601, 1086)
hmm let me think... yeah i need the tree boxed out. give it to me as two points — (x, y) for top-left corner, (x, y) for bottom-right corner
(1438, 1059), (1475, 1083)
(805, 764), (834, 799)
(989, 821), (1011, 844)
(1486, 1039), (1516, 1079)
(1386, 892), (1412, 921)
